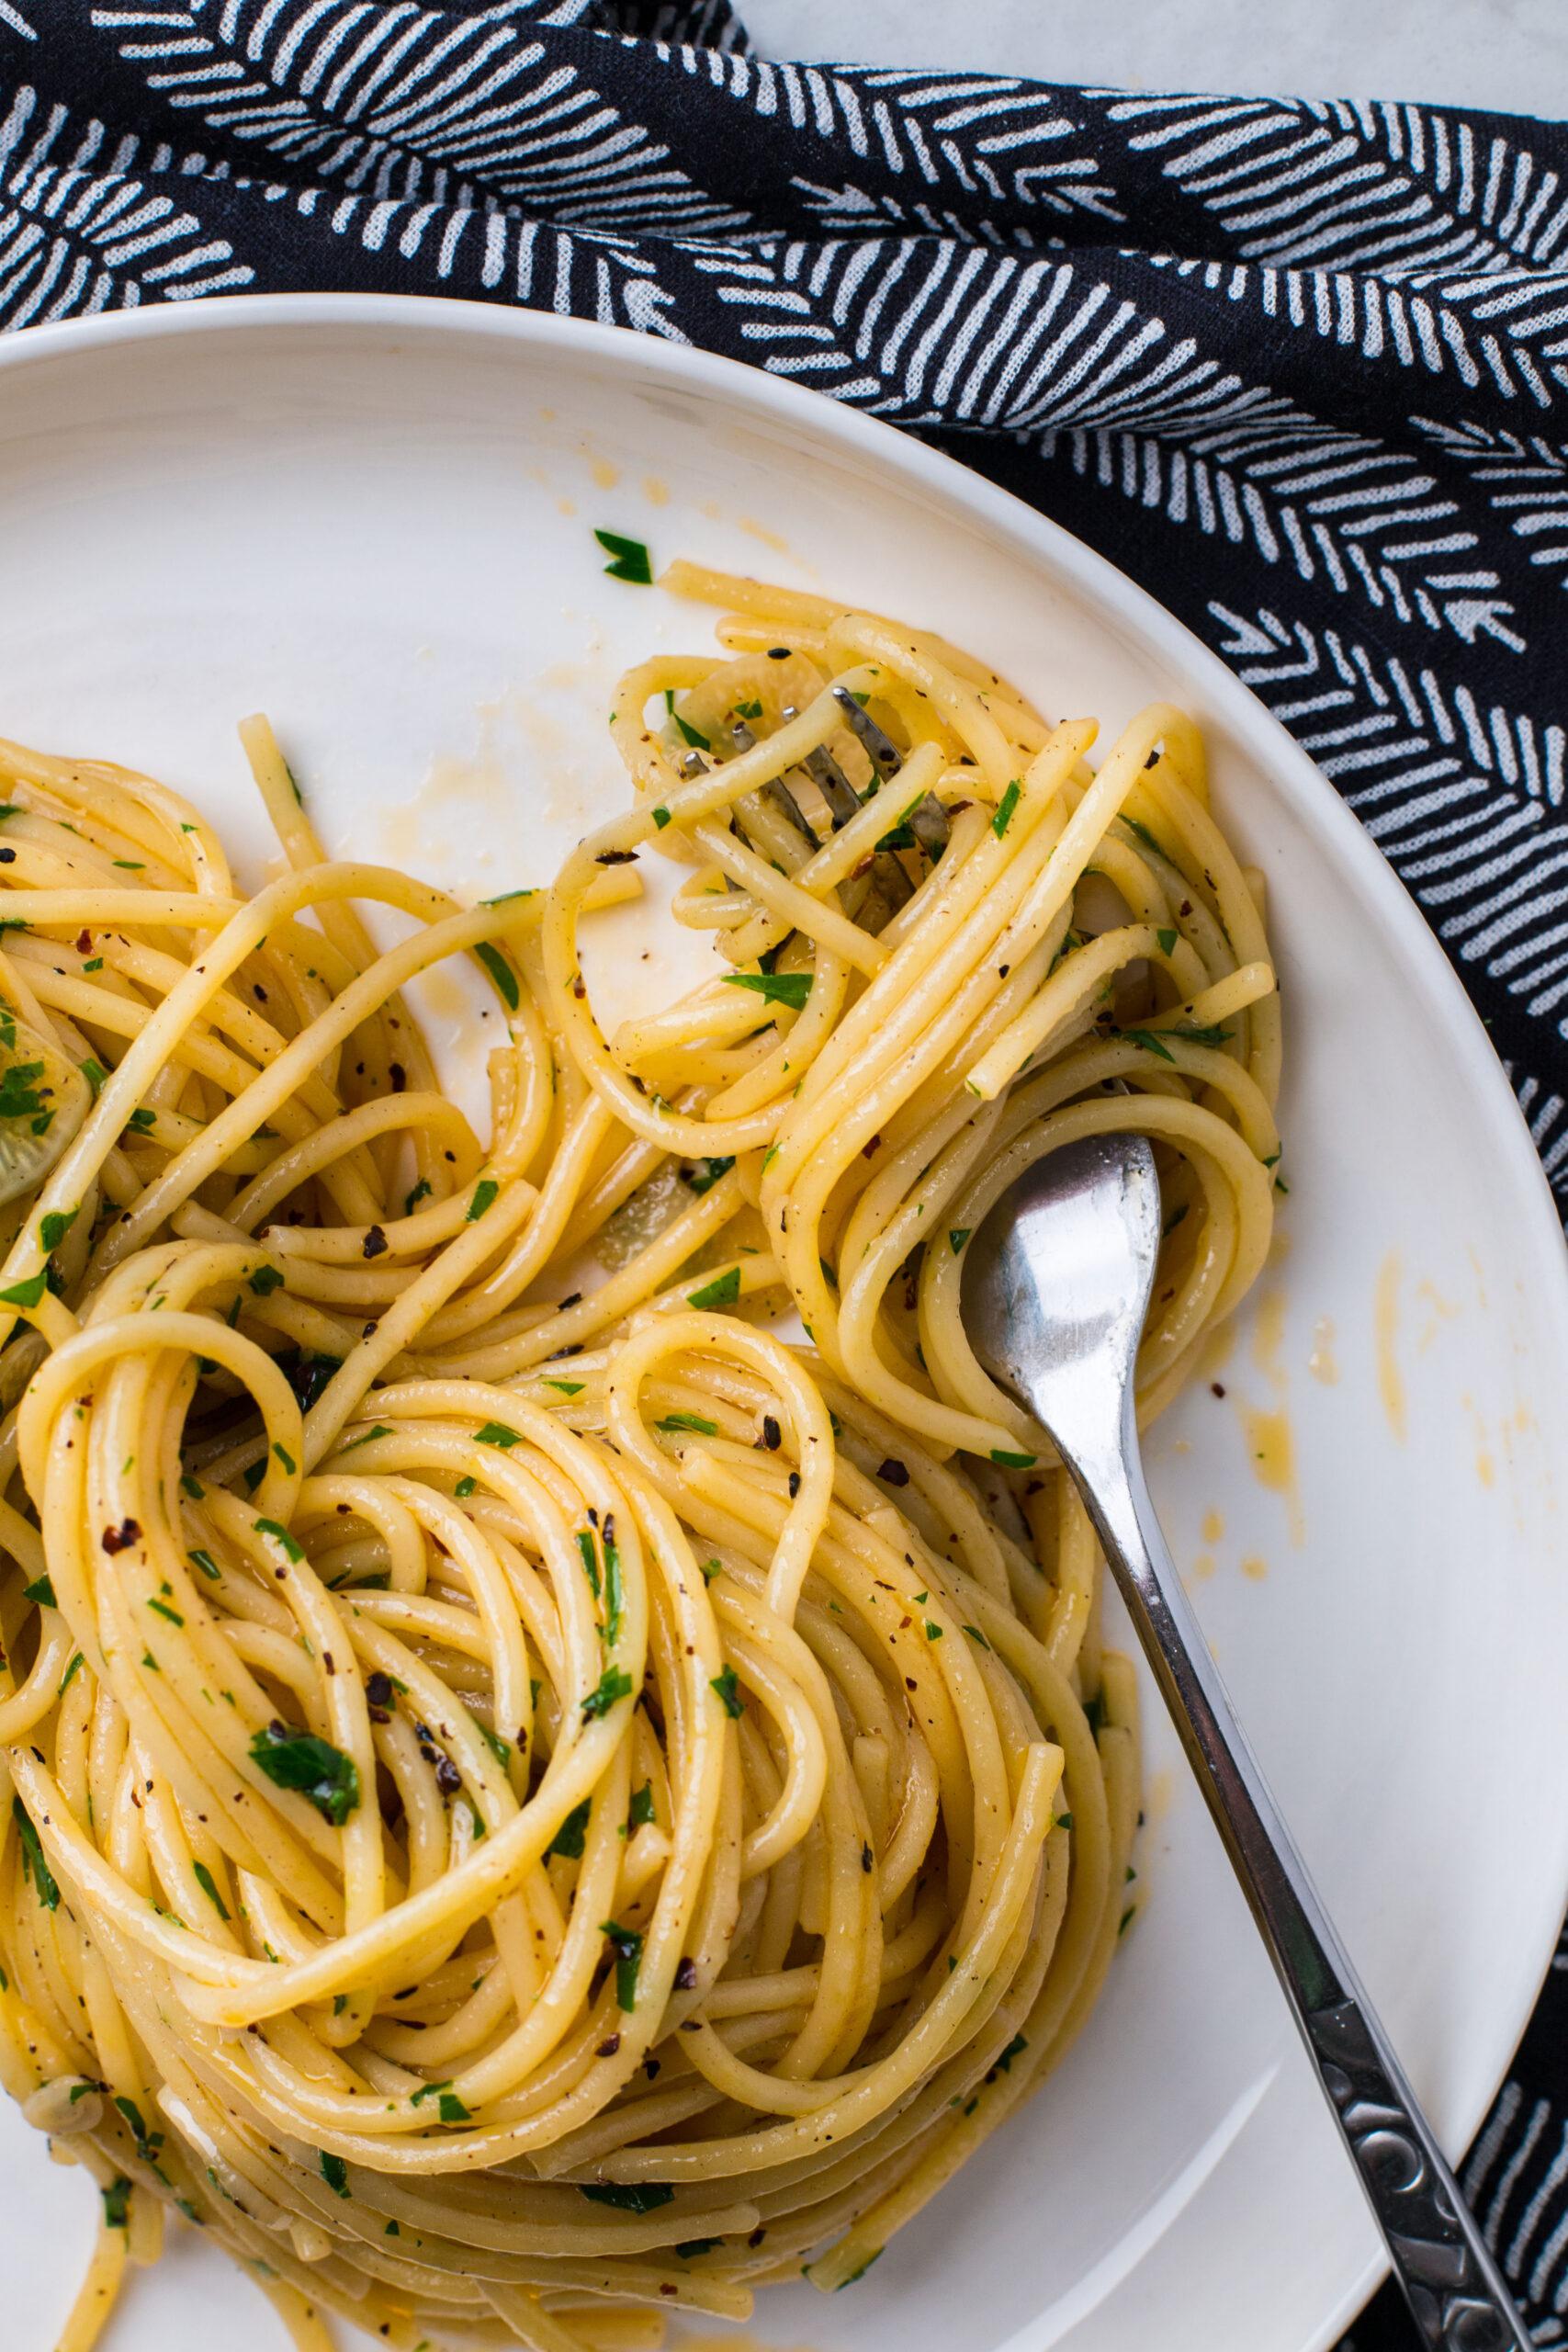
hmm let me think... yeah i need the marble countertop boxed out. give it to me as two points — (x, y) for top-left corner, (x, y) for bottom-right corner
(740, 0), (1567, 120)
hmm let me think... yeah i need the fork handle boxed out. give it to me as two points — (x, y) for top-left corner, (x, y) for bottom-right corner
(1065, 1419), (1529, 2352)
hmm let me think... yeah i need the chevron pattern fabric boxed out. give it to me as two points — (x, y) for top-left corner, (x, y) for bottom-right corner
(5, 4), (1568, 2343)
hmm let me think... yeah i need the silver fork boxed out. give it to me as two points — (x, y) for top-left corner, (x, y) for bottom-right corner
(962, 1131), (1530, 2352)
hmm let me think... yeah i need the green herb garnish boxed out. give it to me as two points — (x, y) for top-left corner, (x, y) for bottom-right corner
(474, 1421), (521, 1449)
(249, 1723), (360, 1826)
(593, 530), (653, 585)
(683, 1156), (735, 1194)
(991, 779), (1021, 838)
(193, 1860), (230, 1919)
(13, 1798), (59, 1909)
(580, 2181), (672, 2212)
(547, 1797), (592, 1860)
(472, 941), (519, 1012)
(723, 970), (812, 1012)
(687, 1267), (740, 1310)
(710, 1665), (744, 1718)
(600, 1918), (644, 2009)
(581, 1666), (633, 1722)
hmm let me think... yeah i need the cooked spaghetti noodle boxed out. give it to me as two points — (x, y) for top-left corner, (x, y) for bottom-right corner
(0, 564), (1279, 2352)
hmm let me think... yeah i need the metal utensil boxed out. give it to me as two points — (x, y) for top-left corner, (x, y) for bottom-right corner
(962, 1130), (1529, 2352)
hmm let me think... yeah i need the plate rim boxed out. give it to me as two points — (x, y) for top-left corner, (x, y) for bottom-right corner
(4, 287), (1567, 2335)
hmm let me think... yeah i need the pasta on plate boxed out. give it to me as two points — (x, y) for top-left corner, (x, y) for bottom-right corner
(0, 563), (1279, 2352)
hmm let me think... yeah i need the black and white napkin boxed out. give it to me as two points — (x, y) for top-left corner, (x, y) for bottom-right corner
(4, 5), (1568, 2343)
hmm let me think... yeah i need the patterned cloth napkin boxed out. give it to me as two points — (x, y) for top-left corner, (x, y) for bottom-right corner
(5, 3), (1568, 2342)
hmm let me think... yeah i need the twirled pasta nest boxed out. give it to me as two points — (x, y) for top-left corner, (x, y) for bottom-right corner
(0, 565), (1278, 2352)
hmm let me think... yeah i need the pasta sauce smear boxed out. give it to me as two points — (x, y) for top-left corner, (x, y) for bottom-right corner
(0, 565), (1279, 2352)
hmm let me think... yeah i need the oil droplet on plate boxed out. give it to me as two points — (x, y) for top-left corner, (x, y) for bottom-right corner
(1240, 1555), (1268, 1583)
(1190, 1554), (1215, 1584)
(1201, 1510), (1224, 1545)
(740, 516), (789, 554)
(642, 475), (671, 506)
(1238, 1289), (1303, 1543)
(1241, 1408), (1292, 1490)
(1308, 1316), (1338, 1385)
(1375, 1250), (1406, 1442)
(557, 496), (576, 517)
(590, 458), (620, 490)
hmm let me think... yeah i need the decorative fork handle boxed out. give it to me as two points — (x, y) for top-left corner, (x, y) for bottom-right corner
(1063, 1410), (1531, 2352)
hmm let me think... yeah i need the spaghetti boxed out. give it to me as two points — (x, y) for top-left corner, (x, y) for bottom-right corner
(0, 564), (1279, 2352)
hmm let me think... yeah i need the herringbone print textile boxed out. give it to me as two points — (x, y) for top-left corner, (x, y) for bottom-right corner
(5, 4), (1568, 2342)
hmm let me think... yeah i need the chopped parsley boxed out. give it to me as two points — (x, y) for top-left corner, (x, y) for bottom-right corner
(581, 1666), (633, 1722)
(687, 1266), (739, 1310)
(991, 779), (1022, 838)
(474, 1421), (521, 1449)
(466, 1179), (500, 1221)
(580, 2181), (672, 2212)
(248, 1723), (360, 1826)
(577, 1527), (602, 1598)
(193, 1860), (230, 1920)
(682, 1155), (735, 1194)
(547, 1798), (592, 1861)
(600, 1919), (644, 2010)
(39, 1207), (76, 1253)
(723, 970), (812, 1012)
(602, 1529), (625, 1650)
(337, 1424), (394, 1453)
(593, 529), (653, 585)
(710, 1666), (745, 1719)
(472, 941), (519, 1012)
(13, 1798), (59, 1910)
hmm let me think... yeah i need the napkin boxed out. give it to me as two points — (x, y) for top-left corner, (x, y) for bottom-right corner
(4, 5), (1567, 2344)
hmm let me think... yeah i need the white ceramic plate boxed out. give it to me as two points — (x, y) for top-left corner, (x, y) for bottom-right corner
(1, 296), (1565, 2352)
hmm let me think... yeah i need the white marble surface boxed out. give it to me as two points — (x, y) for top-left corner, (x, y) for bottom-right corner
(740, 0), (1568, 119)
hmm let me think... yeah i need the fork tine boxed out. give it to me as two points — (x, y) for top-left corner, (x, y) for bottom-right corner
(832, 684), (903, 780)
(732, 717), (820, 844)
(780, 704), (859, 831)
(829, 686), (951, 853)
(908, 794), (952, 855)
(800, 744), (862, 831)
